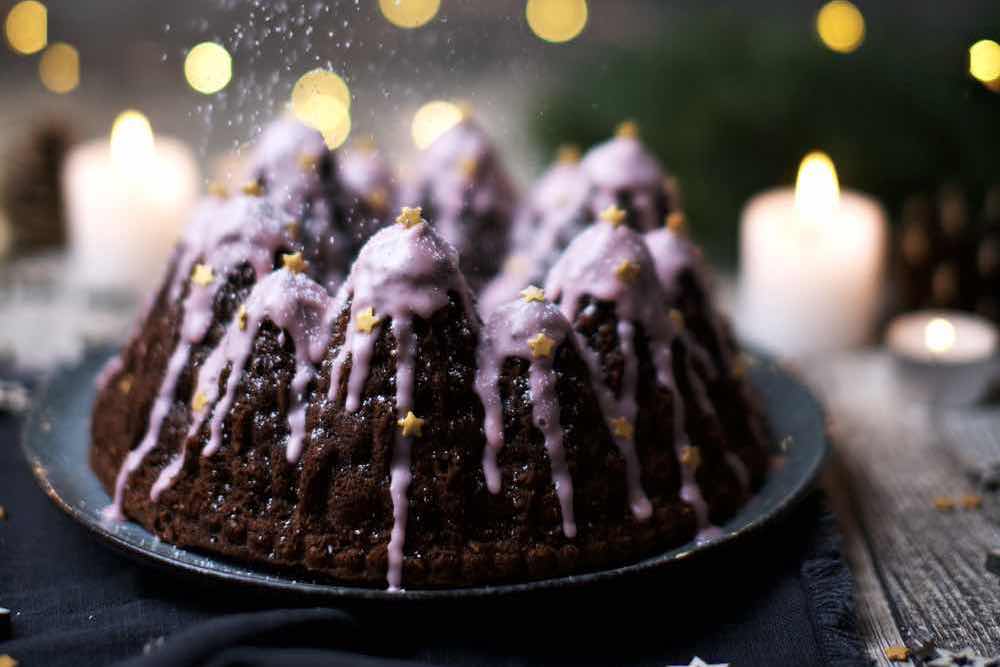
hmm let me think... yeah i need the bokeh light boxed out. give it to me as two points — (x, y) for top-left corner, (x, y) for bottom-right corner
(4, 0), (47, 55)
(379, 0), (440, 29)
(184, 42), (232, 95)
(411, 100), (464, 149)
(969, 39), (1000, 84)
(526, 0), (588, 44)
(925, 318), (957, 355)
(816, 1), (865, 54)
(291, 69), (352, 149)
(110, 110), (155, 171)
(38, 42), (78, 94)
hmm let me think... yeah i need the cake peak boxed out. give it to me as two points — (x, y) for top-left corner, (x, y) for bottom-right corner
(326, 213), (478, 590)
(546, 221), (669, 332)
(581, 129), (671, 232)
(405, 115), (517, 290)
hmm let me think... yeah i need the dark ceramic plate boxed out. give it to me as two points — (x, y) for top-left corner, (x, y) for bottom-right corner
(22, 347), (828, 600)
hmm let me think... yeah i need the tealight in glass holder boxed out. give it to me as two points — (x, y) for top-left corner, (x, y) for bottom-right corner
(886, 310), (1000, 407)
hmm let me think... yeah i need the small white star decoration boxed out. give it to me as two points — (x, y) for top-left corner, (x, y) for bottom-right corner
(668, 658), (729, 667)
(926, 647), (1000, 667)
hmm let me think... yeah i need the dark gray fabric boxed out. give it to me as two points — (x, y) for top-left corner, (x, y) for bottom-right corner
(0, 407), (865, 667)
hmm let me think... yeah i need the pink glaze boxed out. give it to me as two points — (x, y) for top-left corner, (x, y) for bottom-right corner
(545, 222), (682, 520)
(580, 133), (666, 232)
(151, 268), (332, 499)
(325, 216), (476, 590)
(104, 195), (301, 520)
(545, 221), (725, 529)
(245, 117), (356, 289)
(475, 296), (577, 538)
(402, 118), (516, 285)
(338, 144), (397, 217)
(645, 226), (750, 494)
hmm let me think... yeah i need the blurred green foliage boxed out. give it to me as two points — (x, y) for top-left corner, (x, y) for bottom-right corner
(530, 11), (1000, 264)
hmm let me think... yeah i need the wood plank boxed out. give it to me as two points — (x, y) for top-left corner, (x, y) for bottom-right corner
(804, 353), (1000, 658)
(822, 464), (907, 667)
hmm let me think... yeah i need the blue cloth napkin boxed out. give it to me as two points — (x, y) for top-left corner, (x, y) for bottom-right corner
(0, 406), (864, 667)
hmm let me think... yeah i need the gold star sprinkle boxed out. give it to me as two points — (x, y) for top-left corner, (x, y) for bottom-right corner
(961, 494), (983, 510)
(680, 445), (701, 469)
(556, 144), (581, 164)
(207, 181), (229, 198)
(520, 285), (545, 303)
(282, 252), (308, 274)
(118, 375), (133, 395)
(669, 308), (685, 331)
(241, 180), (263, 197)
(396, 206), (423, 229)
(615, 259), (640, 283)
(0, 506), (7, 521)
(527, 332), (556, 359)
(459, 157), (478, 178)
(191, 264), (215, 287)
(298, 153), (319, 171)
(191, 391), (209, 413)
(366, 188), (388, 210)
(933, 496), (955, 511)
(600, 205), (627, 227)
(397, 410), (425, 437)
(616, 120), (639, 139)
(237, 304), (248, 331)
(665, 211), (686, 232)
(610, 416), (634, 441)
(356, 307), (381, 334)
(0, 655), (17, 667)
(884, 647), (909, 662)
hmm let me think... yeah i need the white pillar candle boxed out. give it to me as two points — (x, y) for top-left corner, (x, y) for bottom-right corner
(736, 152), (887, 357)
(63, 111), (199, 294)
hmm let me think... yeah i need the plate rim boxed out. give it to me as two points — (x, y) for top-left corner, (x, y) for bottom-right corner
(21, 348), (829, 600)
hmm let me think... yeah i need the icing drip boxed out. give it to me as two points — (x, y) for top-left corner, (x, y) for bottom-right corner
(645, 226), (750, 494)
(386, 318), (416, 592)
(95, 354), (124, 392)
(403, 118), (516, 288)
(645, 226), (731, 355)
(580, 133), (671, 232)
(545, 222), (690, 520)
(324, 216), (477, 590)
(104, 196), (301, 520)
(152, 268), (331, 499)
(475, 295), (577, 538)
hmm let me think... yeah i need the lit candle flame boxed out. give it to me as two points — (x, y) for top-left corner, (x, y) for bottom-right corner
(795, 151), (840, 223)
(925, 317), (956, 355)
(110, 110), (155, 172)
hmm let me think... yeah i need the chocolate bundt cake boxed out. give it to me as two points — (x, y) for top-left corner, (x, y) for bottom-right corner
(91, 118), (769, 590)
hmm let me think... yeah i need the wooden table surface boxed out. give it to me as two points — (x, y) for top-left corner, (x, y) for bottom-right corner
(802, 352), (1000, 665)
